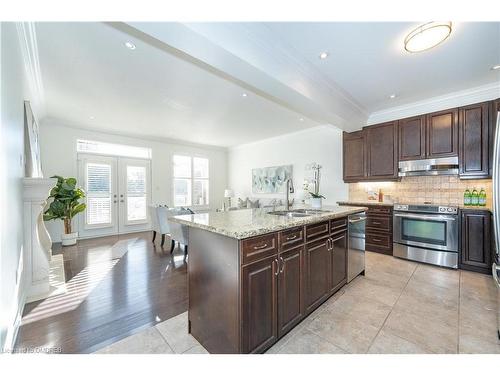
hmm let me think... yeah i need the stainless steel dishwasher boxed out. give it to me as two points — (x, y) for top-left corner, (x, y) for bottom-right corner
(348, 212), (366, 282)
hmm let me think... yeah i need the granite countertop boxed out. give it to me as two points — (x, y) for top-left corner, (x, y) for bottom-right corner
(169, 204), (367, 240)
(337, 200), (394, 207)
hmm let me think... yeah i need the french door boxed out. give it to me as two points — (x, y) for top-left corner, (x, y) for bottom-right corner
(78, 154), (151, 238)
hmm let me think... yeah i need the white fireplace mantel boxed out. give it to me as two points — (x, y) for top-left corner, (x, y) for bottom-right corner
(23, 177), (54, 300)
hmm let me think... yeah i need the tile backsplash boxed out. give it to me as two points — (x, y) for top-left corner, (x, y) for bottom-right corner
(348, 176), (492, 209)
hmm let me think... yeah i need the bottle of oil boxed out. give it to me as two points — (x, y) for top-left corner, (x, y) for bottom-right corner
(464, 187), (471, 206)
(471, 187), (479, 206)
(479, 187), (486, 206)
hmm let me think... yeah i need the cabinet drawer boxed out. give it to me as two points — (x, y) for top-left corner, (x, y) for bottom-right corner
(330, 218), (347, 234)
(305, 221), (330, 242)
(241, 233), (278, 264)
(366, 216), (391, 231)
(279, 226), (304, 251)
(366, 231), (392, 249)
(367, 206), (392, 215)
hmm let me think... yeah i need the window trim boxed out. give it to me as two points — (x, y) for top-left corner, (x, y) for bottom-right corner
(172, 154), (210, 209)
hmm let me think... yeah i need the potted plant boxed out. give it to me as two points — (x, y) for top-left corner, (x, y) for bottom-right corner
(309, 191), (325, 209)
(43, 176), (86, 246)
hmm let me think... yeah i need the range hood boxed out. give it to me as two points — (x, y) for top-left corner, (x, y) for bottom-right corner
(398, 157), (459, 177)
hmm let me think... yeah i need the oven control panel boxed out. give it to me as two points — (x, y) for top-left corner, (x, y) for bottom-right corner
(394, 204), (458, 215)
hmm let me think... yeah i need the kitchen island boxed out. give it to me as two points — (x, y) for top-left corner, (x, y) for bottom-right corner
(169, 205), (366, 353)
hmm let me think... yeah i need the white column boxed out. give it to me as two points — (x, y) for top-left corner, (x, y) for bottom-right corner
(23, 178), (54, 299)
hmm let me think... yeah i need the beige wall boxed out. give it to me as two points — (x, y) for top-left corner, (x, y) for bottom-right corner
(349, 176), (493, 209)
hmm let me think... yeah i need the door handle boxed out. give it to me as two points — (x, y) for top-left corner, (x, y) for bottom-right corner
(279, 257), (285, 273)
(274, 259), (279, 276)
(120, 199), (124, 203)
(114, 200), (117, 203)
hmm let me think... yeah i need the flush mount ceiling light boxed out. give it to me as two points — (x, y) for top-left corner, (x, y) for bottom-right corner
(389, 94), (396, 99)
(124, 41), (136, 50)
(299, 117), (304, 122)
(404, 22), (452, 53)
(492, 64), (500, 70)
(241, 93), (248, 97)
(319, 51), (329, 59)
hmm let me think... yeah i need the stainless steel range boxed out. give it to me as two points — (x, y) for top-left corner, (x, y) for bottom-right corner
(393, 204), (459, 268)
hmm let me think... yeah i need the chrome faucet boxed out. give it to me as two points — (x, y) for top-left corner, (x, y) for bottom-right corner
(285, 178), (294, 210)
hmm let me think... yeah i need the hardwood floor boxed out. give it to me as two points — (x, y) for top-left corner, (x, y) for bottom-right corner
(15, 231), (188, 354)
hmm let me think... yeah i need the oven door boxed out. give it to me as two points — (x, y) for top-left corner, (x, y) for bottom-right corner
(393, 212), (459, 252)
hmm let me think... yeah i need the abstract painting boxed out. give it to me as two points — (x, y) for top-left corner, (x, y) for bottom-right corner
(252, 165), (293, 194)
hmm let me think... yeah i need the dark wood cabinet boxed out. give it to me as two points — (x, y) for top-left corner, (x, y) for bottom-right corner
(491, 99), (500, 176)
(460, 209), (492, 274)
(304, 237), (331, 314)
(399, 115), (426, 160)
(343, 130), (366, 182)
(277, 246), (304, 336)
(330, 230), (347, 292)
(459, 102), (490, 179)
(241, 255), (278, 353)
(365, 121), (398, 180)
(425, 108), (458, 158)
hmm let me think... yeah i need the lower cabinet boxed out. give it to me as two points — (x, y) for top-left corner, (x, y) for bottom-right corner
(304, 237), (331, 314)
(277, 246), (304, 336)
(330, 230), (348, 292)
(460, 209), (492, 274)
(241, 255), (278, 353)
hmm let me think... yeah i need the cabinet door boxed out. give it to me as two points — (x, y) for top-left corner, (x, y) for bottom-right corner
(460, 210), (492, 274)
(343, 131), (366, 182)
(241, 256), (278, 353)
(399, 115), (426, 160)
(304, 238), (331, 313)
(459, 102), (490, 179)
(490, 99), (500, 176)
(366, 121), (398, 179)
(277, 246), (304, 337)
(426, 108), (458, 158)
(330, 230), (348, 292)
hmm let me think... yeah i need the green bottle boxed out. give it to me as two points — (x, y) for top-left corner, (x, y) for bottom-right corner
(464, 187), (471, 206)
(471, 187), (479, 206)
(479, 188), (486, 206)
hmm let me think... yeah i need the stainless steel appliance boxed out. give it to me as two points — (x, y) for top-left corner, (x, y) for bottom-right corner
(398, 156), (459, 177)
(348, 213), (366, 282)
(491, 109), (500, 340)
(393, 204), (459, 268)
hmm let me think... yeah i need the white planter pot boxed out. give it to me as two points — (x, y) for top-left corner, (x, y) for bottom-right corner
(61, 232), (78, 246)
(310, 198), (322, 209)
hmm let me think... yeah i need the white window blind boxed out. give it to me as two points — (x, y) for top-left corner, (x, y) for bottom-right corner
(173, 155), (209, 207)
(86, 163), (112, 225)
(126, 166), (147, 221)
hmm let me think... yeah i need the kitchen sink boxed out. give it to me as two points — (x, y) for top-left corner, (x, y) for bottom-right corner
(267, 209), (330, 218)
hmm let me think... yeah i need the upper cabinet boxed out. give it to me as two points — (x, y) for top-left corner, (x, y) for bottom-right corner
(399, 115), (426, 161)
(365, 121), (398, 180)
(459, 102), (490, 179)
(343, 130), (366, 182)
(342, 99), (499, 183)
(425, 108), (459, 158)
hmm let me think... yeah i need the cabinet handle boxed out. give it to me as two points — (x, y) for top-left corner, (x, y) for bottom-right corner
(372, 238), (382, 242)
(285, 234), (297, 241)
(279, 257), (285, 273)
(372, 221), (381, 225)
(274, 259), (279, 276)
(326, 238), (332, 251)
(253, 243), (268, 250)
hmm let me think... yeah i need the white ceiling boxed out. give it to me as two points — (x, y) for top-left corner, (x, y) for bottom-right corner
(35, 22), (317, 148)
(34, 22), (500, 148)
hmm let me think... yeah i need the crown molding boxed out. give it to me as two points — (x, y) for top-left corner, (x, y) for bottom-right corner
(16, 22), (46, 119)
(368, 82), (500, 125)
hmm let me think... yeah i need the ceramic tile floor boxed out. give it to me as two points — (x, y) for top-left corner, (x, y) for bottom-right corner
(95, 252), (500, 354)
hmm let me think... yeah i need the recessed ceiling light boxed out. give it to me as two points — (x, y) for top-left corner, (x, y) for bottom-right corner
(404, 22), (452, 53)
(389, 94), (396, 99)
(241, 93), (248, 97)
(319, 51), (329, 60)
(124, 41), (136, 50)
(299, 118), (305, 122)
(492, 64), (500, 70)
(89, 116), (95, 120)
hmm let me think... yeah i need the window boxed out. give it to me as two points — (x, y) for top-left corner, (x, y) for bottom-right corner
(86, 163), (112, 225)
(173, 155), (209, 207)
(126, 166), (147, 221)
(77, 139), (152, 159)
